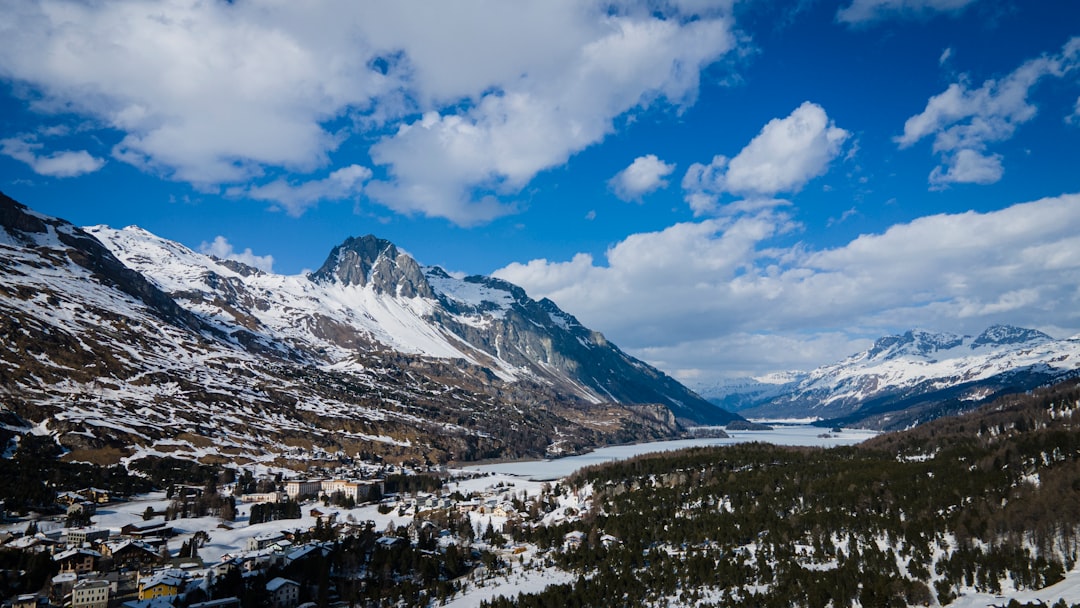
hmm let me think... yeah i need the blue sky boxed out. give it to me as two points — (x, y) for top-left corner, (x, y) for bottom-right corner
(1, 0), (1078, 386)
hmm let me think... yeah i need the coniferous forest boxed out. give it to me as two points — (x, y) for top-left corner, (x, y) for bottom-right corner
(484, 379), (1080, 607)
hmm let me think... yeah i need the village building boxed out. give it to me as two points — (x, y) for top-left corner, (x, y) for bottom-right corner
(319, 479), (383, 502)
(56, 491), (86, 506)
(563, 531), (586, 551)
(137, 570), (185, 600)
(67, 501), (97, 518)
(238, 491), (285, 504)
(121, 520), (174, 539)
(245, 531), (286, 552)
(77, 488), (111, 504)
(65, 527), (110, 546)
(188, 598), (240, 608)
(101, 539), (163, 570)
(283, 479), (322, 500)
(50, 572), (79, 602)
(54, 548), (101, 574)
(71, 579), (110, 608)
(266, 577), (299, 608)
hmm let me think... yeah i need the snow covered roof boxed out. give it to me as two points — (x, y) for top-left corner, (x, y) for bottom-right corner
(266, 577), (298, 592)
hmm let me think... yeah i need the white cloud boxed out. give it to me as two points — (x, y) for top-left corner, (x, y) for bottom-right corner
(0, 1), (741, 225)
(1068, 96), (1080, 125)
(898, 37), (1080, 188)
(495, 193), (1080, 379)
(0, 135), (104, 177)
(939, 47), (953, 66)
(928, 148), (1002, 188)
(231, 165), (372, 217)
(681, 102), (848, 213)
(609, 154), (676, 201)
(837, 0), (980, 25)
(199, 236), (274, 273)
(366, 11), (738, 224)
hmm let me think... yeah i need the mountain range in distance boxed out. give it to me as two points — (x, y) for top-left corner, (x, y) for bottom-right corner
(695, 324), (1080, 430)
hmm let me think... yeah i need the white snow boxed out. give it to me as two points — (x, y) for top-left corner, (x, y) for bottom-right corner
(467, 424), (880, 480)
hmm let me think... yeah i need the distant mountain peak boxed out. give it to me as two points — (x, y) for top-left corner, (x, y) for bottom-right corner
(715, 323), (1079, 431)
(972, 324), (1052, 348)
(865, 328), (965, 360)
(311, 234), (435, 298)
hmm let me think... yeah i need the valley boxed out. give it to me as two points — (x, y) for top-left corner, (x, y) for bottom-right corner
(3, 192), (1080, 607)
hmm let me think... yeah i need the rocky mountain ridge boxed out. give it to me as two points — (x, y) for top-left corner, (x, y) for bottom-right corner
(0, 192), (736, 472)
(699, 325), (1080, 429)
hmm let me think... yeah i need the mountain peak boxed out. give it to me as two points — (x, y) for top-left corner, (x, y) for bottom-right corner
(310, 234), (434, 298)
(972, 324), (1052, 348)
(866, 328), (964, 360)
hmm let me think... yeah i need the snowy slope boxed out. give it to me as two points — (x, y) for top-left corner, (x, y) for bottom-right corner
(85, 227), (733, 425)
(732, 326), (1080, 429)
(86, 226), (493, 365)
(1, 192), (731, 471)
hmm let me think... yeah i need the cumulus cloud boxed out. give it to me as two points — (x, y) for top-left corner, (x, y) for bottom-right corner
(366, 11), (737, 224)
(0, 1), (740, 224)
(609, 154), (676, 201)
(495, 193), (1080, 378)
(199, 236), (274, 273)
(898, 37), (1080, 188)
(837, 0), (980, 25)
(0, 135), (104, 177)
(230, 165), (372, 217)
(681, 102), (848, 213)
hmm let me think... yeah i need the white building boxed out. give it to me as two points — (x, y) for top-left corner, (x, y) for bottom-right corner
(266, 577), (299, 608)
(72, 579), (110, 608)
(283, 480), (322, 500)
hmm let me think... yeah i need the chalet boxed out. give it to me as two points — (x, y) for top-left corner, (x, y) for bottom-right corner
(245, 532), (285, 552)
(600, 534), (621, 548)
(102, 539), (162, 570)
(563, 531), (586, 550)
(492, 503), (516, 518)
(57, 491), (86, 506)
(284, 543), (332, 566)
(171, 485), (204, 500)
(376, 536), (403, 548)
(67, 501), (97, 517)
(54, 548), (101, 574)
(77, 488), (111, 504)
(266, 577), (299, 608)
(71, 579), (110, 608)
(121, 520), (174, 539)
(13, 594), (41, 608)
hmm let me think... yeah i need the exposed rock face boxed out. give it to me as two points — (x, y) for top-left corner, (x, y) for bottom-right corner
(1, 192), (738, 471)
(311, 235), (436, 299)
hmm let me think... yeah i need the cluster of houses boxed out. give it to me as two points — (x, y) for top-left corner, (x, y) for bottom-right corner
(1, 473), (608, 608)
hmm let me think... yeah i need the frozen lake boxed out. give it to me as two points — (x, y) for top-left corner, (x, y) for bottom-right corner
(465, 423), (879, 480)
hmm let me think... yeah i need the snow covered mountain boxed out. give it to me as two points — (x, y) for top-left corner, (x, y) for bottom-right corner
(0, 192), (736, 471)
(716, 326), (1080, 429)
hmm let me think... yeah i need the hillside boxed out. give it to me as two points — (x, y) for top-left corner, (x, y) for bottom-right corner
(0, 192), (736, 478)
(486, 377), (1080, 607)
